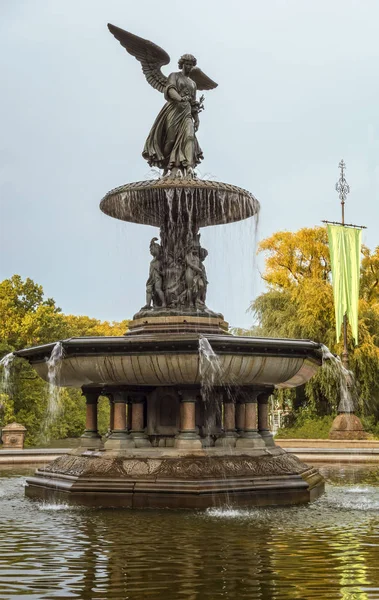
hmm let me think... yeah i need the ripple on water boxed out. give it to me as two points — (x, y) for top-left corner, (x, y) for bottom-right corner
(1, 473), (379, 599)
(205, 507), (252, 519)
(37, 502), (83, 511)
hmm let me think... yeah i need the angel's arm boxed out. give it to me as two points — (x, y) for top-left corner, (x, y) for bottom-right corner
(192, 105), (200, 132)
(168, 88), (183, 102)
(189, 87), (200, 130)
(164, 73), (185, 103)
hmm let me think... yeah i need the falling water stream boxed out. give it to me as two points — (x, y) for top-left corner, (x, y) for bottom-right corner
(0, 344), (66, 439)
(198, 336), (224, 447)
(321, 344), (356, 412)
(41, 342), (65, 440)
(105, 183), (261, 329)
(198, 336), (223, 389)
(0, 353), (15, 395)
(198, 338), (357, 421)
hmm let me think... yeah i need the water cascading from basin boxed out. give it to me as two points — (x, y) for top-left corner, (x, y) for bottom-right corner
(321, 345), (367, 440)
(321, 345), (355, 413)
(198, 336), (224, 447)
(40, 342), (65, 442)
(0, 353), (15, 396)
(101, 179), (261, 330)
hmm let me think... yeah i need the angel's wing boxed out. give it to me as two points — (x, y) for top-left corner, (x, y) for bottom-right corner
(189, 67), (218, 91)
(107, 23), (170, 93)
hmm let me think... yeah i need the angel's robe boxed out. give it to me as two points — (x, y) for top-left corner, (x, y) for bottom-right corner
(142, 71), (203, 171)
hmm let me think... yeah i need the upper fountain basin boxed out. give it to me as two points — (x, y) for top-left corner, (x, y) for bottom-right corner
(15, 334), (322, 389)
(100, 179), (260, 228)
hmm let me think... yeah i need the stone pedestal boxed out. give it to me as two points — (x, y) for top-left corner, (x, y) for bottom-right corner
(1, 422), (26, 449)
(258, 390), (275, 447)
(80, 389), (102, 449)
(130, 394), (151, 447)
(236, 389), (265, 449)
(329, 412), (367, 440)
(104, 392), (135, 449)
(175, 390), (202, 449)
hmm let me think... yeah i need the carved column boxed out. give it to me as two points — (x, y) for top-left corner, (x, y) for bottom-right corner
(126, 396), (133, 432)
(104, 391), (135, 449)
(235, 399), (245, 434)
(109, 397), (114, 435)
(215, 391), (238, 447)
(130, 393), (151, 447)
(236, 389), (265, 448)
(175, 389), (202, 449)
(80, 388), (102, 448)
(258, 389), (275, 447)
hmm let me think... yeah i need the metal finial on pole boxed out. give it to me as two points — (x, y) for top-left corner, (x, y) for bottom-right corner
(336, 160), (350, 368)
(335, 159), (350, 226)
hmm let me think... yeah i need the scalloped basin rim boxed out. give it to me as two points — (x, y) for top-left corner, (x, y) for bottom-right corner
(99, 178), (260, 228)
(15, 334), (323, 361)
(14, 335), (322, 390)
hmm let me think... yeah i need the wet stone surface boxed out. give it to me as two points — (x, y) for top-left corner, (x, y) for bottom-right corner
(1, 465), (379, 598)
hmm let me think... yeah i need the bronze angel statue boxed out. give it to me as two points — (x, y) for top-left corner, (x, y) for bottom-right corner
(108, 24), (218, 178)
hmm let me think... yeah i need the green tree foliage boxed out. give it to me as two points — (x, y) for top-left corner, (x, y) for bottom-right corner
(0, 275), (128, 446)
(252, 227), (379, 423)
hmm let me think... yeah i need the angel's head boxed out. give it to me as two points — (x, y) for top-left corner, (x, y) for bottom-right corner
(178, 54), (197, 75)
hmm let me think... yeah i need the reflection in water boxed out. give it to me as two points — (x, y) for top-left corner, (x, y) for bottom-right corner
(0, 466), (379, 599)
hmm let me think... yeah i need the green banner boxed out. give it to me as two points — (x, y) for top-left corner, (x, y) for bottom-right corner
(327, 225), (362, 345)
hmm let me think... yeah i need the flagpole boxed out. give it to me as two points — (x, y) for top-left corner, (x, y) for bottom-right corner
(336, 160), (350, 369)
(322, 160), (366, 368)
(323, 162), (368, 437)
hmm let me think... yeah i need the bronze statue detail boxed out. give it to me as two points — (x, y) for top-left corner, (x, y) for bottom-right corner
(107, 24), (218, 178)
(144, 237), (166, 309)
(142, 232), (209, 313)
(185, 242), (208, 308)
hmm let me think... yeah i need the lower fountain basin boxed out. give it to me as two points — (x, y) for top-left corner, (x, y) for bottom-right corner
(24, 447), (324, 509)
(16, 334), (324, 508)
(15, 334), (322, 389)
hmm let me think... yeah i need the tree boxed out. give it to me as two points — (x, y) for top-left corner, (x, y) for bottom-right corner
(0, 275), (129, 445)
(62, 314), (128, 338)
(252, 227), (379, 420)
(258, 227), (331, 289)
(0, 275), (65, 351)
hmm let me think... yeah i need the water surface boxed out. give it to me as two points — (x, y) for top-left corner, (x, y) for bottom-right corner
(1, 465), (379, 599)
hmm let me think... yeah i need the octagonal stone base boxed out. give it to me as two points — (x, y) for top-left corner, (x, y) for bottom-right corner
(25, 447), (324, 509)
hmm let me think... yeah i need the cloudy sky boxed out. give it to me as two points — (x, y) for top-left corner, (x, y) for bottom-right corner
(1, 0), (378, 329)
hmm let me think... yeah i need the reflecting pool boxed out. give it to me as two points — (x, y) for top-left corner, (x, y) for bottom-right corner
(1, 465), (379, 599)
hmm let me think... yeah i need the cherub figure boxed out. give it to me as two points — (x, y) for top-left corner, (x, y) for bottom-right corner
(108, 24), (218, 178)
(143, 238), (166, 309)
(185, 242), (209, 308)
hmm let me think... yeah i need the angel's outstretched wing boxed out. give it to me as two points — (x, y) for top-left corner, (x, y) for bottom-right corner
(107, 23), (170, 93)
(189, 67), (218, 91)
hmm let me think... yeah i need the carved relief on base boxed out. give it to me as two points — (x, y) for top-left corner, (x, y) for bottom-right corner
(42, 452), (309, 480)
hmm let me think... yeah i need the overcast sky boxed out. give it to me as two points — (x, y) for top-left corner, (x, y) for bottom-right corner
(1, 0), (378, 329)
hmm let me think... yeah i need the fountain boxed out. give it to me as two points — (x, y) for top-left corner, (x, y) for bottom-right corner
(14, 24), (324, 507)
